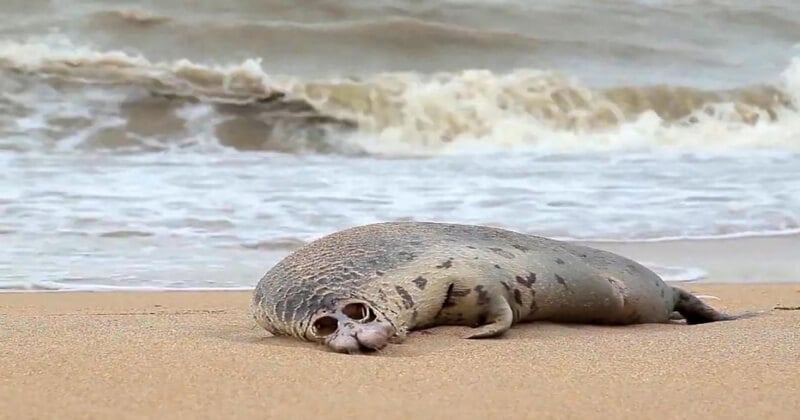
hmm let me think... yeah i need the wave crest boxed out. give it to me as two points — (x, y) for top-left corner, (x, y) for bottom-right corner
(1, 37), (799, 155)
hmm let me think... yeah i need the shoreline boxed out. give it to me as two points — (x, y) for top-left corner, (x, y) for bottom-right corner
(2, 284), (799, 419)
(1, 279), (799, 295)
(580, 233), (800, 283)
(4, 233), (799, 293)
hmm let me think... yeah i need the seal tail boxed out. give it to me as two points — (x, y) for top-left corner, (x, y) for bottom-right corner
(672, 287), (761, 324)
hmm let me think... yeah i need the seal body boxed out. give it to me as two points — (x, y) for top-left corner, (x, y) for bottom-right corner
(252, 222), (744, 353)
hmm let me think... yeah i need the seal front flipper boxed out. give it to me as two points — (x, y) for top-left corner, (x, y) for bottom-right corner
(464, 296), (514, 339)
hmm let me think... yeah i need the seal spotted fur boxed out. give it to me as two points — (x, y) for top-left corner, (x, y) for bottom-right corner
(252, 222), (753, 354)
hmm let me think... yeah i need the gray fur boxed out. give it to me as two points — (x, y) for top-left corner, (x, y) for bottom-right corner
(251, 222), (749, 344)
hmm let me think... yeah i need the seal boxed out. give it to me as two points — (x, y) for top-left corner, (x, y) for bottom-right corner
(251, 221), (754, 354)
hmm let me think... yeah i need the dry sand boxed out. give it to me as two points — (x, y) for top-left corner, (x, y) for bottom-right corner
(1, 284), (799, 420)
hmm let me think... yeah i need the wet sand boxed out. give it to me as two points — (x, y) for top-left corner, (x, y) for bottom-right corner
(583, 234), (800, 283)
(2, 284), (799, 419)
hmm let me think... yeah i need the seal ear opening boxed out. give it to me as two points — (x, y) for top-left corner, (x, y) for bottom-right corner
(342, 302), (376, 323)
(312, 316), (338, 337)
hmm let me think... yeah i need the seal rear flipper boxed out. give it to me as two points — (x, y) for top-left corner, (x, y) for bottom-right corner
(673, 287), (760, 324)
(464, 297), (514, 339)
(669, 311), (684, 321)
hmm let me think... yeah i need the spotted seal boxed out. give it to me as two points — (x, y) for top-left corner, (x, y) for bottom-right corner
(251, 221), (753, 354)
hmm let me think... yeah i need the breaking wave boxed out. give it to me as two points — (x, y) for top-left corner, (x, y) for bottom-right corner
(1, 37), (800, 156)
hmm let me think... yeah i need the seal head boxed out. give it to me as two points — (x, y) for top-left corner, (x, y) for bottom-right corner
(251, 223), (424, 353)
(305, 299), (395, 354)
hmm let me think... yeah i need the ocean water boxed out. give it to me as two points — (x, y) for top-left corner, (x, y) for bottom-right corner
(1, 0), (799, 291)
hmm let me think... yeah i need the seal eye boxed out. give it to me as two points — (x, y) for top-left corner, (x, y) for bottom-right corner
(312, 316), (338, 337)
(342, 302), (376, 322)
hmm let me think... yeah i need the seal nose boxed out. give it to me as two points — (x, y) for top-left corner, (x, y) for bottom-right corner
(353, 325), (391, 351)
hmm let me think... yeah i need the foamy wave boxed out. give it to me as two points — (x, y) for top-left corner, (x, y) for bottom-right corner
(552, 227), (800, 244)
(0, 37), (281, 102)
(0, 281), (250, 292)
(91, 9), (172, 26)
(643, 263), (707, 282)
(1, 37), (800, 155)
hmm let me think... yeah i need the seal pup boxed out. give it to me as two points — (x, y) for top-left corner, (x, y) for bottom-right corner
(251, 222), (753, 354)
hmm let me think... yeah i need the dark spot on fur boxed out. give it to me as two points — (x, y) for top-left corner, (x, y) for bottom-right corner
(580, 253), (588, 258)
(513, 289), (523, 305)
(436, 258), (453, 269)
(466, 245), (476, 249)
(512, 244), (529, 252)
(529, 290), (539, 313)
(395, 286), (415, 309)
(626, 264), (638, 273)
(413, 276), (428, 290)
(555, 274), (571, 291)
(434, 283), (472, 321)
(475, 285), (491, 305)
(660, 288), (665, 297)
(500, 282), (511, 292)
(375, 270), (385, 276)
(555, 258), (565, 265)
(494, 264), (501, 269)
(515, 272), (537, 287)
(435, 284), (457, 319)
(411, 309), (418, 324)
(488, 247), (515, 259)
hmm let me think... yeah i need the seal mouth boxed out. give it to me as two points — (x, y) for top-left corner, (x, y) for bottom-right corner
(323, 329), (390, 354)
(320, 338), (371, 355)
(355, 341), (380, 354)
(354, 332), (386, 353)
(308, 300), (396, 354)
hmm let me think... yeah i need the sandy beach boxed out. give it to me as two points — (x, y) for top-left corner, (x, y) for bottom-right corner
(3, 1), (800, 419)
(2, 284), (798, 420)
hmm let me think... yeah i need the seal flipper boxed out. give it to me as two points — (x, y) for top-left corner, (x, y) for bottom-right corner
(464, 297), (514, 339)
(669, 311), (684, 321)
(672, 287), (759, 324)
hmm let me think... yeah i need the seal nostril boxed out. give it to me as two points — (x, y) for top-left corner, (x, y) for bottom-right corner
(312, 316), (338, 337)
(342, 302), (376, 322)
